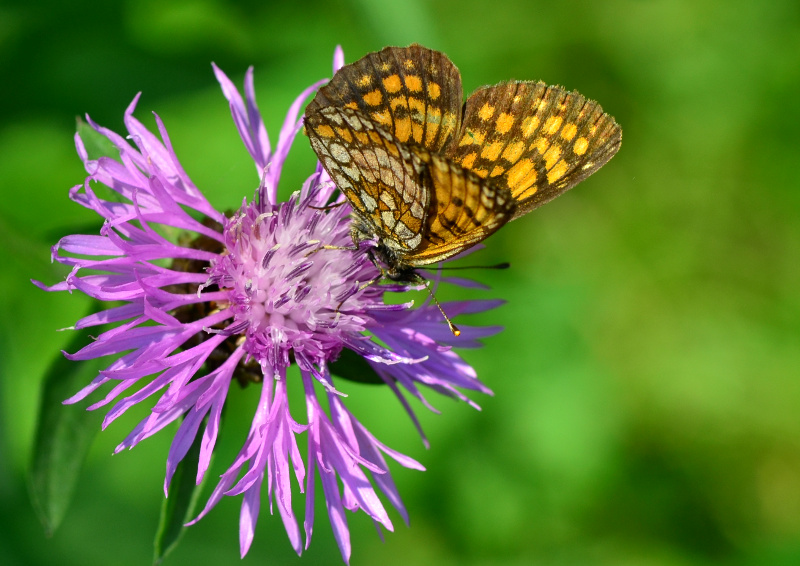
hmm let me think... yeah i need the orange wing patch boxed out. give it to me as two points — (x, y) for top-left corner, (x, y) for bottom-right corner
(408, 149), (515, 266)
(446, 80), (621, 219)
(305, 44), (465, 155)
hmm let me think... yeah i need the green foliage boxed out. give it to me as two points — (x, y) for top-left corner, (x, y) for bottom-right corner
(2, 0), (800, 565)
(330, 348), (385, 385)
(76, 119), (119, 162)
(153, 424), (211, 565)
(28, 316), (105, 536)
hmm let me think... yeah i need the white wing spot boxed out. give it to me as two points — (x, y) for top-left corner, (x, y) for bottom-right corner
(329, 143), (350, 164)
(379, 166), (395, 185)
(375, 148), (390, 167)
(394, 221), (413, 239)
(380, 191), (397, 210)
(391, 159), (409, 187)
(363, 151), (379, 170)
(344, 113), (364, 130)
(333, 172), (353, 190)
(381, 210), (396, 228)
(322, 156), (338, 172)
(342, 164), (364, 182)
(361, 191), (377, 211)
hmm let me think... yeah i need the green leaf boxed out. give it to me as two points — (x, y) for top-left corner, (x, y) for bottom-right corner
(27, 322), (107, 536)
(153, 422), (211, 565)
(76, 117), (119, 160)
(329, 348), (385, 385)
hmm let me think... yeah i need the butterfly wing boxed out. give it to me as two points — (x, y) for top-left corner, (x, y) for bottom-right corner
(406, 148), (516, 266)
(306, 44), (464, 153)
(305, 47), (622, 268)
(445, 81), (622, 220)
(305, 106), (430, 251)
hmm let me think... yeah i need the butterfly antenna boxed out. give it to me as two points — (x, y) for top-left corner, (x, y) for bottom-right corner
(422, 279), (461, 336)
(421, 262), (511, 272)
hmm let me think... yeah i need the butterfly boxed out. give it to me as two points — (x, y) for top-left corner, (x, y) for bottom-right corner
(304, 44), (621, 293)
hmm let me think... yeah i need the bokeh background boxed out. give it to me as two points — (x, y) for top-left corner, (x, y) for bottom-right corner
(2, 0), (799, 564)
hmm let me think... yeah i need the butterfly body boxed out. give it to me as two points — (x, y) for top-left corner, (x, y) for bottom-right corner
(304, 45), (621, 283)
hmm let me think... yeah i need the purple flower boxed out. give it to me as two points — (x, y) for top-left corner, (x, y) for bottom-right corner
(36, 49), (503, 563)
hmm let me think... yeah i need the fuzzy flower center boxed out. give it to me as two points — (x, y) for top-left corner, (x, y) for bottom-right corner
(208, 195), (377, 368)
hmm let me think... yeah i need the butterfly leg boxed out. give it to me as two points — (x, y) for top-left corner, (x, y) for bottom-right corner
(326, 249), (383, 329)
(308, 200), (348, 211)
(304, 242), (359, 259)
(335, 248), (385, 313)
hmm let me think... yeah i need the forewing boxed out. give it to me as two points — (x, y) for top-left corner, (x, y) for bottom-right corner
(305, 44), (464, 153)
(446, 81), (622, 220)
(305, 106), (429, 251)
(407, 148), (516, 266)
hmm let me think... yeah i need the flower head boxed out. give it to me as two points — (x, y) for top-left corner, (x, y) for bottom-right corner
(37, 49), (503, 562)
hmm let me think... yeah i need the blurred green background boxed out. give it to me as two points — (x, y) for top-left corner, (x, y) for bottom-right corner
(2, 0), (799, 564)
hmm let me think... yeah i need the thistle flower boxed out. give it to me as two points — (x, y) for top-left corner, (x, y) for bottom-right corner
(36, 49), (503, 563)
